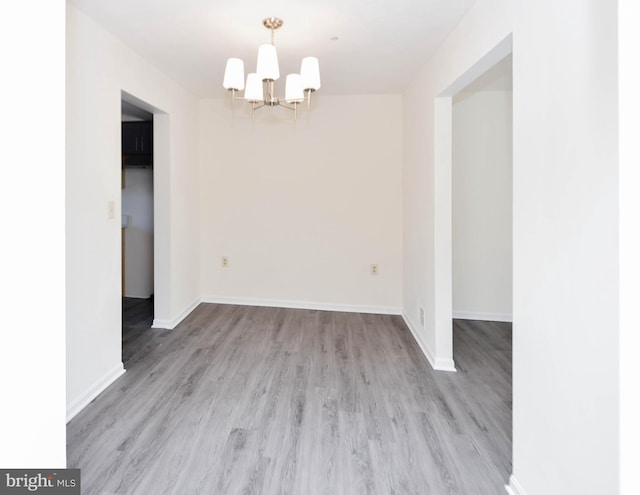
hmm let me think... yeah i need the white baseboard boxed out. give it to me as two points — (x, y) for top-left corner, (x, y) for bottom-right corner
(153, 297), (201, 329)
(201, 295), (402, 316)
(453, 310), (513, 323)
(66, 363), (125, 423)
(433, 356), (457, 372)
(402, 313), (456, 372)
(505, 475), (526, 495)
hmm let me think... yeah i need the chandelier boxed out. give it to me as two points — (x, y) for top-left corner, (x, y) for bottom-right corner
(223, 17), (321, 120)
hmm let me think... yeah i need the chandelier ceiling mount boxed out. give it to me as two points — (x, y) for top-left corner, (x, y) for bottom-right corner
(262, 17), (283, 34)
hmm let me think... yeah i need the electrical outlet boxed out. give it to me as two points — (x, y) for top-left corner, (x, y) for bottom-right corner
(221, 256), (229, 268)
(370, 264), (379, 276)
(420, 307), (425, 326)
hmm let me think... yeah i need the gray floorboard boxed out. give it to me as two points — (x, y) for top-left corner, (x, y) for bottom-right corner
(68, 304), (511, 495)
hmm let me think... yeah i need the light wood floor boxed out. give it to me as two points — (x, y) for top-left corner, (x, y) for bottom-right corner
(68, 304), (512, 495)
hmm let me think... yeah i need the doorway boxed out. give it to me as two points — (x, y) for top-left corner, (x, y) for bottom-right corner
(448, 50), (514, 489)
(430, 35), (512, 371)
(121, 98), (154, 364)
(451, 55), (513, 337)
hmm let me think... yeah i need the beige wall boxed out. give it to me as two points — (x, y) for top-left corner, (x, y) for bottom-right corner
(199, 95), (403, 312)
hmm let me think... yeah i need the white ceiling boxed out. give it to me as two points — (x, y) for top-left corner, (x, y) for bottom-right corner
(68, 0), (478, 98)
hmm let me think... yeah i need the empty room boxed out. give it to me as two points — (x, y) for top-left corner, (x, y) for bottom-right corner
(3, 1), (635, 495)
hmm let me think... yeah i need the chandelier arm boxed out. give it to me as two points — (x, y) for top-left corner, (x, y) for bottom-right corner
(251, 102), (266, 121)
(278, 102), (300, 120)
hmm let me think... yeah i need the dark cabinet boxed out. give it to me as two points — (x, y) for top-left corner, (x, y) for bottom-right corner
(122, 121), (153, 167)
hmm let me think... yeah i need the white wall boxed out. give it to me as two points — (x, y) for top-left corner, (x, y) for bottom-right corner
(619, 3), (640, 494)
(66, 5), (200, 420)
(0, 0), (66, 467)
(122, 168), (154, 299)
(452, 89), (512, 321)
(403, 0), (619, 493)
(199, 96), (403, 313)
(511, 1), (618, 494)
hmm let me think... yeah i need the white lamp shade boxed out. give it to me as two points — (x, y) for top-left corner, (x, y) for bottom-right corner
(244, 73), (263, 102)
(300, 57), (321, 90)
(223, 58), (245, 90)
(256, 44), (280, 81)
(285, 74), (304, 103)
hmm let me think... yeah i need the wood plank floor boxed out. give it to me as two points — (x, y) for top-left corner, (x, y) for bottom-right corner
(121, 297), (154, 366)
(68, 304), (512, 495)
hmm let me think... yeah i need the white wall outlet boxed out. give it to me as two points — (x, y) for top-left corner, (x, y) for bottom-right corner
(107, 200), (115, 220)
(370, 264), (379, 276)
(420, 307), (425, 326)
(221, 256), (229, 268)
